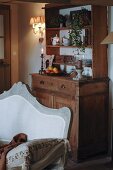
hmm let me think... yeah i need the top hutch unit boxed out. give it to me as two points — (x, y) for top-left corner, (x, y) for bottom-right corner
(45, 4), (108, 79)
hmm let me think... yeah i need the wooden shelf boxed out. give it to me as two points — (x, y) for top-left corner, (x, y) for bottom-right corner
(53, 62), (92, 67)
(46, 25), (92, 31)
(53, 62), (74, 66)
(47, 45), (60, 48)
(46, 27), (70, 31)
(46, 45), (92, 48)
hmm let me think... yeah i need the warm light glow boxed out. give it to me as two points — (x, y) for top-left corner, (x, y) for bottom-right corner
(101, 32), (113, 44)
(30, 16), (45, 36)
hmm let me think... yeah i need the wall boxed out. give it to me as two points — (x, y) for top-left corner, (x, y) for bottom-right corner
(11, 4), (19, 84)
(18, 3), (46, 87)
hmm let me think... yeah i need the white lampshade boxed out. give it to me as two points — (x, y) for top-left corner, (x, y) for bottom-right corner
(101, 32), (113, 44)
(29, 16), (45, 36)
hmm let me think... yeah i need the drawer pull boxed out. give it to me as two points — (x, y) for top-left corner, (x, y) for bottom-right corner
(40, 80), (44, 85)
(61, 84), (66, 89)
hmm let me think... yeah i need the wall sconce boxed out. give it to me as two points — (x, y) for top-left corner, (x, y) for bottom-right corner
(30, 16), (45, 43)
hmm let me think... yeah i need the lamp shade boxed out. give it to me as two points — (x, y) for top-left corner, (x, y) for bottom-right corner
(101, 32), (113, 44)
(30, 16), (45, 25)
(30, 17), (34, 25)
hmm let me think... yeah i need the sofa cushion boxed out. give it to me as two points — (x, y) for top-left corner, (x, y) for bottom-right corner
(6, 139), (67, 169)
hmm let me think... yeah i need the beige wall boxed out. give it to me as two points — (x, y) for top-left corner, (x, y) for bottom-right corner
(17, 3), (45, 87)
(11, 4), (19, 85)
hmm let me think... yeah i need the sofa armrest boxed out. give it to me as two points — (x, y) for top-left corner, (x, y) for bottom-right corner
(6, 138), (70, 170)
(6, 142), (30, 170)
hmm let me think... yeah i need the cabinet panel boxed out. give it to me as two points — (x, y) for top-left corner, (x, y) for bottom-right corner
(35, 90), (53, 108)
(54, 95), (78, 160)
(92, 6), (108, 78)
(54, 95), (74, 109)
(0, 5), (11, 93)
(78, 93), (108, 160)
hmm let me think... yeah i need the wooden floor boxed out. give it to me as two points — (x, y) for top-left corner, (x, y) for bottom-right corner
(65, 157), (113, 170)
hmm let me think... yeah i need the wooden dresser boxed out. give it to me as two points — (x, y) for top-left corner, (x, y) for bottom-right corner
(31, 73), (109, 161)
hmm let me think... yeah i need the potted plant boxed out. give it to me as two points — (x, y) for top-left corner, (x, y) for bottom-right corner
(69, 9), (90, 52)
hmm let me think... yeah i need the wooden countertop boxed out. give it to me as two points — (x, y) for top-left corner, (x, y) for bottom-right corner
(30, 73), (109, 84)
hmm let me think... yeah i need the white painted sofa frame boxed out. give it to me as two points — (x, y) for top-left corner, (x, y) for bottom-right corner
(0, 82), (71, 170)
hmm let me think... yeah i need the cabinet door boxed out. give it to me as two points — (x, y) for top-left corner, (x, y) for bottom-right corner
(54, 95), (78, 160)
(35, 90), (53, 108)
(0, 5), (11, 93)
(54, 95), (73, 109)
(78, 93), (108, 160)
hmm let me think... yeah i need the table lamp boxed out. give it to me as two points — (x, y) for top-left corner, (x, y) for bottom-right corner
(101, 32), (113, 44)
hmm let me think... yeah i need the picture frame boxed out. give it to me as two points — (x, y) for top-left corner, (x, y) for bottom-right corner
(43, 55), (54, 69)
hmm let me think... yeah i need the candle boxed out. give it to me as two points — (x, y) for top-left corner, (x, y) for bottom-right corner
(41, 48), (44, 55)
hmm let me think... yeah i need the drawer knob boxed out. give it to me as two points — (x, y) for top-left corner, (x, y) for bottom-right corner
(40, 80), (44, 85)
(61, 84), (66, 89)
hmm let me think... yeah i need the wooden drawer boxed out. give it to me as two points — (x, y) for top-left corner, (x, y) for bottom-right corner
(32, 75), (57, 91)
(56, 80), (76, 95)
(32, 74), (76, 95)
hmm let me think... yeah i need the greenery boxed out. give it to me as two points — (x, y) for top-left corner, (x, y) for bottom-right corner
(69, 9), (88, 52)
(58, 14), (66, 27)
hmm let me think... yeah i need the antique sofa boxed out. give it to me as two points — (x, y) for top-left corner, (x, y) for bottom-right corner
(0, 82), (71, 170)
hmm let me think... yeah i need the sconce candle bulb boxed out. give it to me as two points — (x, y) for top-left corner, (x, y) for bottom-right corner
(41, 47), (44, 55)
